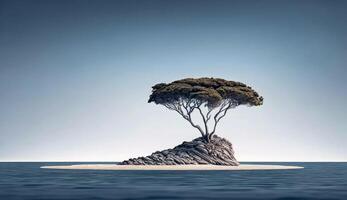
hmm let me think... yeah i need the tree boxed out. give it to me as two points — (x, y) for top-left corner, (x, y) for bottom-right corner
(148, 77), (263, 143)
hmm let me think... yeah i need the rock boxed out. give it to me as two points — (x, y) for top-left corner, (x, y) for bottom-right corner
(120, 135), (239, 166)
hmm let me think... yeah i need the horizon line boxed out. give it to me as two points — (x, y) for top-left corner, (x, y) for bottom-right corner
(1, 160), (346, 163)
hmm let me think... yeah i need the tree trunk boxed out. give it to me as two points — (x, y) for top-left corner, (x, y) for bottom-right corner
(208, 133), (215, 141)
(203, 134), (210, 143)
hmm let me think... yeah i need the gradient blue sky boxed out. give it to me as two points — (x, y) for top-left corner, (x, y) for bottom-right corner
(1, 0), (346, 161)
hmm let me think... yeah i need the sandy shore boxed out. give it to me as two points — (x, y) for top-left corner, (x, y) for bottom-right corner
(41, 164), (303, 170)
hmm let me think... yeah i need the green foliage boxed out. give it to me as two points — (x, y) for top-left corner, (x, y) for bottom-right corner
(148, 77), (263, 108)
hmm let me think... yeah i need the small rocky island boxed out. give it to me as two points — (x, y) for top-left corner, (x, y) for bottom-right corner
(121, 78), (263, 166)
(121, 135), (238, 165)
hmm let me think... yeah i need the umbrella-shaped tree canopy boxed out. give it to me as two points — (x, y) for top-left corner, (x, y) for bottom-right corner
(148, 77), (263, 142)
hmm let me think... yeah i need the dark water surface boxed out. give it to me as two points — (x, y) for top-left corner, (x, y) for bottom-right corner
(0, 162), (346, 200)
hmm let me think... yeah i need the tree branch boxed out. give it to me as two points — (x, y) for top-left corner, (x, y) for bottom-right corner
(206, 108), (213, 122)
(163, 98), (237, 140)
(210, 100), (235, 136)
(165, 100), (205, 137)
(186, 109), (205, 137)
(197, 107), (208, 135)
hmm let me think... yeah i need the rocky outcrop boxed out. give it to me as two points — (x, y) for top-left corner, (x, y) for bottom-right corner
(120, 135), (239, 166)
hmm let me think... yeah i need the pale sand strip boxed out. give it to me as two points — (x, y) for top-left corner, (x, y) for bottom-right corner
(41, 164), (303, 170)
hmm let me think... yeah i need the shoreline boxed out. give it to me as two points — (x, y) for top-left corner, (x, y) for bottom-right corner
(41, 164), (303, 170)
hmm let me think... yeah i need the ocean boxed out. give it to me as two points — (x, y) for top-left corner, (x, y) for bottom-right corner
(0, 162), (346, 200)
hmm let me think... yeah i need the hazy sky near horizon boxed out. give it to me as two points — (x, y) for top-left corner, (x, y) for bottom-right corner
(1, 0), (346, 161)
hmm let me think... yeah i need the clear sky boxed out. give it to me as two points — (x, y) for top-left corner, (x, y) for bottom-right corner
(1, 0), (346, 162)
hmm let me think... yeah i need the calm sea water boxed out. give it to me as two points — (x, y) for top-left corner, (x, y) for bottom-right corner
(0, 162), (346, 200)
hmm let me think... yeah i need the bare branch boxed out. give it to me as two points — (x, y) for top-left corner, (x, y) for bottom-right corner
(206, 108), (213, 122)
(164, 98), (237, 140)
(164, 100), (205, 137)
(197, 107), (208, 135)
(186, 109), (205, 137)
(210, 100), (236, 136)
